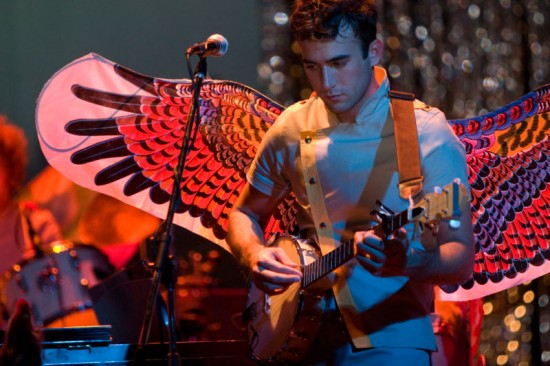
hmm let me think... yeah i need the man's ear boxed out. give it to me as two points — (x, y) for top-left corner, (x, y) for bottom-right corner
(367, 38), (384, 65)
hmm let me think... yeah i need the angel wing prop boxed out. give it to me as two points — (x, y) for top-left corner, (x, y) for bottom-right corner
(36, 53), (550, 300)
(442, 85), (550, 300)
(36, 53), (298, 252)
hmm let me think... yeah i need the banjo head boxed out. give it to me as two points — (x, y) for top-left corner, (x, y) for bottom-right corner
(245, 235), (327, 362)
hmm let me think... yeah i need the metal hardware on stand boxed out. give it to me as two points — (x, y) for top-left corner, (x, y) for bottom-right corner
(137, 52), (209, 366)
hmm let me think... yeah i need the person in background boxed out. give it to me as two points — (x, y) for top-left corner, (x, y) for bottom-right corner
(0, 115), (63, 286)
(432, 298), (485, 366)
(0, 298), (42, 366)
(226, 0), (474, 364)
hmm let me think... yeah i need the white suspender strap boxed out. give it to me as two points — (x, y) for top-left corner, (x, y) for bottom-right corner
(299, 130), (372, 348)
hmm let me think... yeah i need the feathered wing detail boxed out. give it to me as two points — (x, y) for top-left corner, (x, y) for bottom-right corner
(36, 53), (298, 250)
(440, 84), (550, 300)
(37, 53), (550, 300)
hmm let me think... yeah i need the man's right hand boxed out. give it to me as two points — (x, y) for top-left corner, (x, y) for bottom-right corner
(250, 246), (302, 295)
(226, 183), (302, 295)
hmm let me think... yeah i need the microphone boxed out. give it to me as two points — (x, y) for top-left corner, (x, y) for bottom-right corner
(186, 34), (228, 57)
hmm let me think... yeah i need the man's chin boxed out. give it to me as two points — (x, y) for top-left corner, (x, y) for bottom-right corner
(320, 98), (345, 113)
(325, 103), (349, 115)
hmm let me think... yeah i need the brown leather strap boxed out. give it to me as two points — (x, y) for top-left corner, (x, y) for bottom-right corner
(389, 91), (423, 199)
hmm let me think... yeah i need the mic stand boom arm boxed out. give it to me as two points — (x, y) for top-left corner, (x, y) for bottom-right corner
(138, 55), (208, 366)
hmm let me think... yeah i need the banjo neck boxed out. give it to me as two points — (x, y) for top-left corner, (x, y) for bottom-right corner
(301, 206), (422, 288)
(300, 180), (467, 288)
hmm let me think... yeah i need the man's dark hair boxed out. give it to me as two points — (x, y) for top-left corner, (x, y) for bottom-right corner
(290, 0), (378, 58)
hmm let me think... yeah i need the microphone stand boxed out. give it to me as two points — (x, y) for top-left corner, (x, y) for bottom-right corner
(137, 54), (208, 366)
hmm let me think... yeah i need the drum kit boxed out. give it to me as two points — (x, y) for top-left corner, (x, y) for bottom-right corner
(0, 234), (246, 344)
(1, 170), (245, 349)
(0, 188), (165, 331)
(0, 239), (114, 328)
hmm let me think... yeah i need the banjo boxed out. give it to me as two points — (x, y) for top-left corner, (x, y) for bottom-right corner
(244, 181), (468, 363)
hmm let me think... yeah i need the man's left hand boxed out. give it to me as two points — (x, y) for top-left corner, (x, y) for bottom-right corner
(355, 228), (409, 276)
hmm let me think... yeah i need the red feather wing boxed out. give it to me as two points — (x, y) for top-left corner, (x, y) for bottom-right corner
(37, 53), (298, 249)
(441, 84), (550, 300)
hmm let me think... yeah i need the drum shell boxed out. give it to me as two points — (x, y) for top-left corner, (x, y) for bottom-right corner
(0, 241), (113, 326)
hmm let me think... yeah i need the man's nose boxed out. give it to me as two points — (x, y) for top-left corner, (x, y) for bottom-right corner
(322, 66), (335, 90)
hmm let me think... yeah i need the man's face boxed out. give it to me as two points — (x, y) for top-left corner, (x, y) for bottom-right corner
(299, 26), (380, 123)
